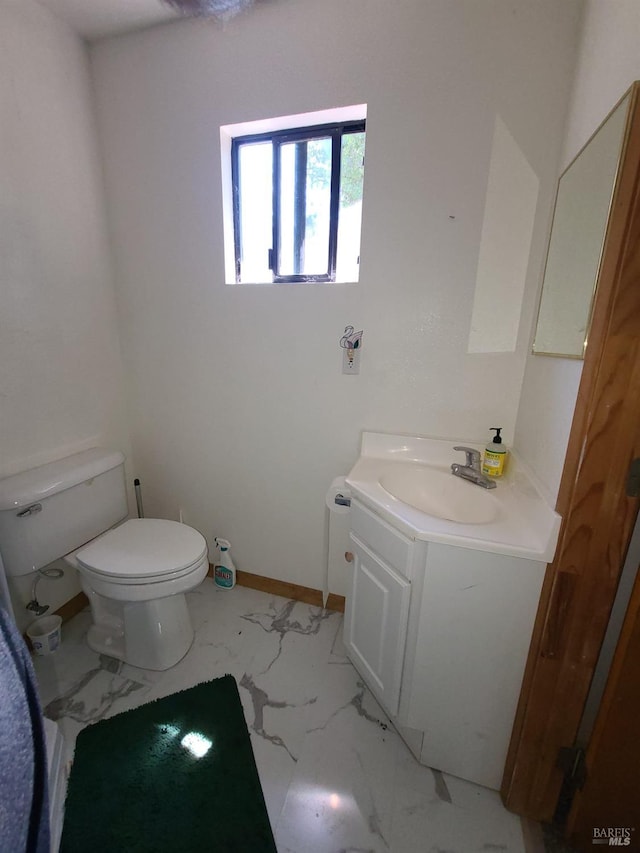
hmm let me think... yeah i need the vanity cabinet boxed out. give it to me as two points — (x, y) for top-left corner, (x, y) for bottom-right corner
(344, 497), (546, 790)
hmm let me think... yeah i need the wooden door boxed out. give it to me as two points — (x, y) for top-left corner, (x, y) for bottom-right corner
(567, 565), (640, 848)
(502, 82), (640, 821)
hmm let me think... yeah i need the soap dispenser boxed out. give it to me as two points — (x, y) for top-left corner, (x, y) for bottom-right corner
(482, 427), (508, 478)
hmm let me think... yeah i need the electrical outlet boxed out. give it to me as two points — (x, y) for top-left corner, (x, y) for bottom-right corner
(342, 346), (360, 374)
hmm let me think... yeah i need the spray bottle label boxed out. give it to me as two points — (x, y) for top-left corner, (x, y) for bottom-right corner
(214, 565), (234, 588)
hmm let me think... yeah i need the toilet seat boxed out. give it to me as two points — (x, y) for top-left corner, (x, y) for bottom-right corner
(78, 555), (208, 587)
(75, 518), (208, 583)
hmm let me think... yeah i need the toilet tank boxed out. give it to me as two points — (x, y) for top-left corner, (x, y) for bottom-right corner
(0, 449), (128, 577)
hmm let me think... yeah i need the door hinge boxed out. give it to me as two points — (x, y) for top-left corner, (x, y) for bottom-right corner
(556, 745), (587, 790)
(626, 457), (640, 497)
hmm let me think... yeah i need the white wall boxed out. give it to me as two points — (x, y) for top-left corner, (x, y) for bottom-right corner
(91, 0), (581, 591)
(0, 0), (131, 626)
(562, 0), (640, 163)
(514, 0), (640, 505)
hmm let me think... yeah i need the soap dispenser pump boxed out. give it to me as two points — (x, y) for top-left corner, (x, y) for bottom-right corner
(482, 427), (508, 478)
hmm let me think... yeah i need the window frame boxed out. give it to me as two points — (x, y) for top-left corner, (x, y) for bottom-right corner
(231, 119), (366, 284)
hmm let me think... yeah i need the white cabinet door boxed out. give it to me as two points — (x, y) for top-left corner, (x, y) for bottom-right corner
(344, 532), (411, 717)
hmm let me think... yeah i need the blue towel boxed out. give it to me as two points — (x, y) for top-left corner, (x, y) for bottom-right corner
(0, 606), (50, 853)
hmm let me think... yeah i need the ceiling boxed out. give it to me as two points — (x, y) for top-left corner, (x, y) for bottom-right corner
(36, 0), (181, 40)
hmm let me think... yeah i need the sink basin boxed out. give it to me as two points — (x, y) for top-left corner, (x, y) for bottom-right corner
(345, 433), (562, 561)
(379, 464), (498, 524)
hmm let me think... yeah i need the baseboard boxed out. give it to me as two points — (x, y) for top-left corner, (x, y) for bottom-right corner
(325, 593), (346, 613)
(208, 565), (344, 612)
(50, 577), (345, 623)
(25, 573), (341, 650)
(236, 569), (325, 606)
(55, 592), (89, 623)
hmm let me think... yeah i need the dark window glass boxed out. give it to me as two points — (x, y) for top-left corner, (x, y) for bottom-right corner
(232, 121), (365, 283)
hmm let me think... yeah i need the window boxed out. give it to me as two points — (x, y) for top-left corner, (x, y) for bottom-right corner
(224, 111), (366, 284)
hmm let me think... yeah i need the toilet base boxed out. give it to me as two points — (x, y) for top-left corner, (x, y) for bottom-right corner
(87, 622), (126, 662)
(84, 588), (195, 670)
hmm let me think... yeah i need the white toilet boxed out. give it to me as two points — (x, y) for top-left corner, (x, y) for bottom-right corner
(0, 449), (208, 670)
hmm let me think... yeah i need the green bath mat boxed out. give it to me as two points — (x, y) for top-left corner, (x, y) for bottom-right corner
(60, 675), (276, 853)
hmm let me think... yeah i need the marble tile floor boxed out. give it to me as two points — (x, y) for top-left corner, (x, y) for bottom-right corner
(33, 579), (544, 853)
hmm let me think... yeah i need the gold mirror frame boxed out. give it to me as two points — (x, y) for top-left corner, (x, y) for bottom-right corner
(532, 88), (634, 358)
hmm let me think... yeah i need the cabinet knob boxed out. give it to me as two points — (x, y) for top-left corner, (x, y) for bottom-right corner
(344, 551), (354, 563)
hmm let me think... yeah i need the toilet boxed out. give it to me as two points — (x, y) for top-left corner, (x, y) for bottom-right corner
(0, 449), (208, 670)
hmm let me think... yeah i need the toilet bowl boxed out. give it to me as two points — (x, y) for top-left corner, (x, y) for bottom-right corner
(67, 518), (208, 670)
(0, 448), (209, 672)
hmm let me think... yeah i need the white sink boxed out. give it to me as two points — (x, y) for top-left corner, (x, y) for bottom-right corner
(379, 464), (497, 524)
(344, 432), (562, 562)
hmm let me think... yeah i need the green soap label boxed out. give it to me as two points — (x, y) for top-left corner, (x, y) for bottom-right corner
(483, 449), (505, 476)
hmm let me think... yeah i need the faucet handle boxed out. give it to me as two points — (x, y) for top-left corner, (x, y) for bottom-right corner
(453, 446), (481, 470)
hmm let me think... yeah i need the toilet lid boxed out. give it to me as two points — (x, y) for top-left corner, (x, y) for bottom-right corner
(76, 519), (208, 579)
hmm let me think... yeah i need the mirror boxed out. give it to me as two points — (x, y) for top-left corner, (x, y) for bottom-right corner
(532, 92), (631, 358)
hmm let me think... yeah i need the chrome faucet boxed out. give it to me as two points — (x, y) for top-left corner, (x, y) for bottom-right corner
(451, 446), (497, 489)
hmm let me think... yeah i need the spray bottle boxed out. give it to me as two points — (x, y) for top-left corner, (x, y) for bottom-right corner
(214, 538), (236, 589)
